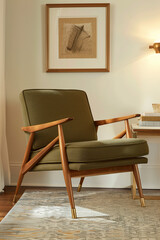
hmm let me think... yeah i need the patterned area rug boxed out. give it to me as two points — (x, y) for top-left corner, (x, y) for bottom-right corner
(0, 189), (160, 239)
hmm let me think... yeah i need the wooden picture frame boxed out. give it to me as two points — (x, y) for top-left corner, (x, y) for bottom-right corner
(46, 3), (110, 72)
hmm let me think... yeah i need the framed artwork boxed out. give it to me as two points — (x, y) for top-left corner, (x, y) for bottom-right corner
(46, 3), (110, 72)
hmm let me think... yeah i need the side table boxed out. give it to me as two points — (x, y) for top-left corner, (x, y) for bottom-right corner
(131, 124), (160, 200)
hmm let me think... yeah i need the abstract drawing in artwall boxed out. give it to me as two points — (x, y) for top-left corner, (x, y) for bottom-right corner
(59, 18), (97, 59)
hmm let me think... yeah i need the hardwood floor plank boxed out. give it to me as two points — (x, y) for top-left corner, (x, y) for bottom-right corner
(0, 186), (66, 222)
(0, 186), (31, 222)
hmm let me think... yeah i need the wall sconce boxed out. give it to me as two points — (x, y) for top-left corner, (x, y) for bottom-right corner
(149, 42), (160, 53)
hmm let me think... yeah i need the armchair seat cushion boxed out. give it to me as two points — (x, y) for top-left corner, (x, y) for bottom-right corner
(30, 138), (148, 165)
(31, 157), (148, 171)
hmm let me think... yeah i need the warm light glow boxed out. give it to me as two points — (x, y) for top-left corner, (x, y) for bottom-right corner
(146, 53), (160, 65)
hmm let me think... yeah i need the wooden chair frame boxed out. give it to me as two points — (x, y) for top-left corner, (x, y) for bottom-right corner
(13, 114), (145, 219)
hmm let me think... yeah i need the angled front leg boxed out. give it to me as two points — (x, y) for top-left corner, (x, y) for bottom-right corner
(13, 132), (59, 204)
(133, 164), (145, 207)
(58, 124), (77, 219)
(13, 132), (35, 203)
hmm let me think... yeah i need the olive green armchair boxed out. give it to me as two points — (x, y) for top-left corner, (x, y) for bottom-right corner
(13, 89), (149, 219)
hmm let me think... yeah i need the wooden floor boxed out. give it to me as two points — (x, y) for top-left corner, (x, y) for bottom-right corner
(0, 186), (56, 222)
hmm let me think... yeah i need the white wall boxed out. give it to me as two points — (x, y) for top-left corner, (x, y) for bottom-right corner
(5, 0), (160, 188)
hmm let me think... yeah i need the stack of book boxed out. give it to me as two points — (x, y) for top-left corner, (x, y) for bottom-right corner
(139, 112), (160, 127)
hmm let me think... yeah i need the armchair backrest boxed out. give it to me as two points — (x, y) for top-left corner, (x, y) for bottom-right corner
(20, 89), (97, 150)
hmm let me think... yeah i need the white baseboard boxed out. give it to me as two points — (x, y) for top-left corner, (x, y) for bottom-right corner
(10, 162), (160, 189)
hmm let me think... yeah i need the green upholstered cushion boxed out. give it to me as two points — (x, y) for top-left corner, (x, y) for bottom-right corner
(30, 138), (148, 164)
(31, 157), (148, 171)
(20, 89), (97, 150)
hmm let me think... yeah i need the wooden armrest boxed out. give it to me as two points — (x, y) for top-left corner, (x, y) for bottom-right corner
(94, 114), (140, 127)
(22, 117), (73, 133)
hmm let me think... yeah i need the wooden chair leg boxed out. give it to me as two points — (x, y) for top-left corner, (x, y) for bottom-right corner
(13, 171), (24, 203)
(125, 120), (138, 199)
(131, 173), (137, 199)
(58, 124), (77, 219)
(13, 133), (34, 204)
(63, 172), (77, 218)
(133, 164), (146, 207)
(77, 177), (85, 192)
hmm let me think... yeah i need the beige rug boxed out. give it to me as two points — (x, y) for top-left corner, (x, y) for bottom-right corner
(0, 188), (160, 239)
